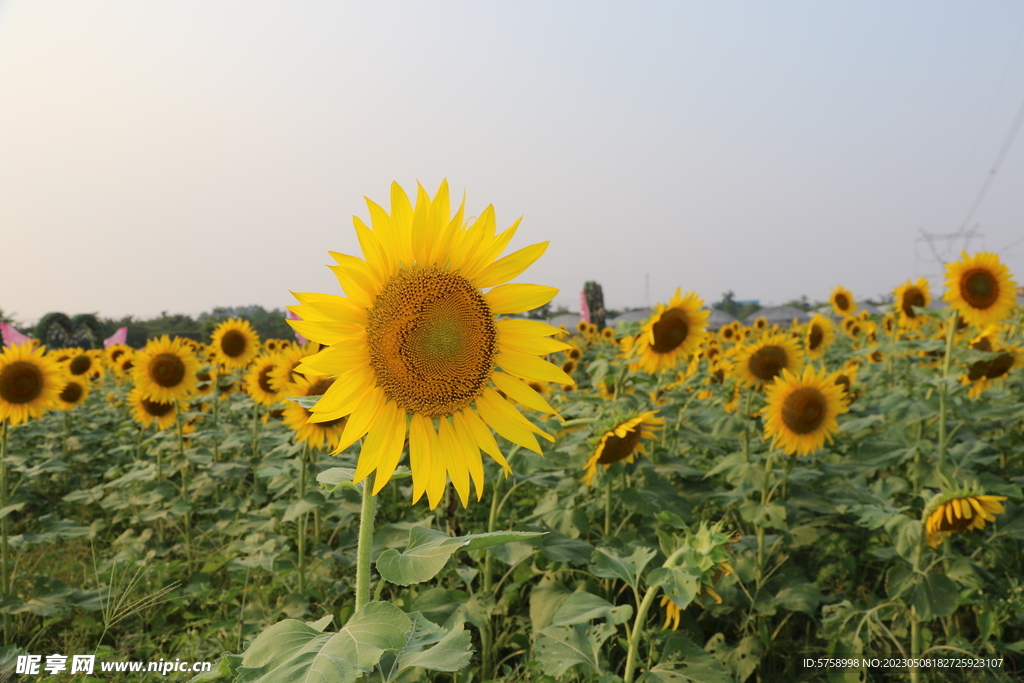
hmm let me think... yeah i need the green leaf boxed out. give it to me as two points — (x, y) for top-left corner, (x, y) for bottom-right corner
(704, 632), (763, 683)
(590, 546), (657, 592)
(376, 527), (545, 586)
(648, 568), (700, 611)
(0, 503), (25, 521)
(774, 582), (820, 615)
(286, 395), (322, 410)
(378, 612), (473, 682)
(911, 572), (959, 620)
(233, 601), (411, 683)
(529, 578), (572, 633)
(640, 634), (732, 683)
(535, 622), (617, 676)
(317, 467), (362, 493)
(551, 592), (633, 626)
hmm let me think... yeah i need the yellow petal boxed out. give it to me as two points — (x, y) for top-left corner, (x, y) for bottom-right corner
(372, 405), (407, 495)
(424, 421), (448, 510)
(299, 343), (370, 376)
(459, 407), (510, 473)
(464, 215), (520, 278)
(437, 416), (470, 507)
(353, 216), (389, 285)
(452, 411), (486, 500)
(288, 319), (360, 346)
(485, 283), (558, 315)
(498, 334), (571, 356)
(408, 413), (434, 505)
(480, 387), (553, 440)
(491, 372), (561, 418)
(389, 183), (414, 264)
(290, 292), (368, 325)
(960, 498), (972, 519)
(496, 319), (566, 339)
(365, 197), (403, 274)
(307, 368), (375, 420)
(411, 182), (431, 264)
(333, 388), (385, 454)
(945, 503), (955, 524)
(495, 350), (574, 384)
(354, 399), (399, 483)
(473, 241), (549, 289)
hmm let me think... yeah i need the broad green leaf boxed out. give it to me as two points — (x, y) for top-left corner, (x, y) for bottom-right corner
(287, 395), (322, 410)
(318, 467), (413, 494)
(233, 601), (411, 683)
(529, 578), (572, 633)
(409, 588), (469, 629)
(376, 527), (545, 586)
(911, 572), (959, 620)
(703, 632), (763, 683)
(0, 503), (25, 520)
(648, 568), (700, 611)
(774, 582), (821, 615)
(640, 634), (732, 683)
(534, 622), (617, 676)
(589, 546), (657, 592)
(377, 612), (473, 682)
(550, 591), (633, 626)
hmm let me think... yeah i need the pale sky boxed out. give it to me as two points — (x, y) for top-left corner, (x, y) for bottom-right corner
(3, 1), (1024, 324)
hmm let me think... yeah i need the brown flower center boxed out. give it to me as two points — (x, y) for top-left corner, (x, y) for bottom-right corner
(69, 355), (92, 376)
(960, 269), (999, 309)
(747, 345), (788, 383)
(781, 387), (826, 435)
(60, 382), (84, 404)
(900, 287), (926, 318)
(141, 398), (174, 417)
(650, 308), (690, 354)
(985, 353), (1014, 379)
(366, 266), (496, 418)
(220, 329), (248, 358)
(149, 353), (186, 388)
(834, 293), (850, 311)
(596, 426), (642, 464)
(0, 361), (44, 404)
(258, 366), (275, 394)
(808, 324), (824, 350)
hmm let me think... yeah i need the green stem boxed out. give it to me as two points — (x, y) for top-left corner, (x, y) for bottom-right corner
(354, 472), (377, 612)
(742, 390), (753, 462)
(481, 449), (516, 683)
(212, 396), (221, 461)
(177, 412), (192, 565)
(1, 421), (9, 645)
(623, 585), (661, 683)
(62, 411), (70, 460)
(252, 404), (260, 459)
(604, 475), (613, 537)
(298, 443), (308, 594)
(937, 311), (957, 470)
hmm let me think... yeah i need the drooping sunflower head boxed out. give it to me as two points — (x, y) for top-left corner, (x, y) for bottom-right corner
(943, 251), (1017, 329)
(128, 386), (178, 430)
(894, 277), (931, 327)
(581, 411), (665, 486)
(0, 344), (68, 426)
(923, 485), (1007, 547)
(245, 354), (285, 407)
(804, 314), (833, 360)
(632, 289), (709, 375)
(962, 329), (1021, 397)
(762, 365), (848, 456)
(133, 335), (200, 403)
(830, 286), (856, 317)
(736, 334), (804, 388)
(287, 181), (572, 509)
(57, 377), (90, 410)
(211, 318), (261, 369)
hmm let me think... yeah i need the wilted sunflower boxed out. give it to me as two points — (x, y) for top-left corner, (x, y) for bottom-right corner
(128, 387), (178, 430)
(0, 344), (67, 425)
(632, 289), (709, 374)
(736, 334), (803, 388)
(762, 365), (847, 456)
(211, 318), (261, 369)
(288, 181), (572, 509)
(245, 354), (284, 406)
(894, 277), (931, 327)
(830, 285), (857, 318)
(56, 377), (90, 410)
(133, 336), (200, 403)
(282, 375), (347, 450)
(581, 411), (664, 486)
(924, 487), (1007, 547)
(943, 251), (1017, 329)
(804, 314), (833, 360)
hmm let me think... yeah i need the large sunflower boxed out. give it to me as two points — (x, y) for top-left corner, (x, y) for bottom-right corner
(0, 344), (67, 426)
(829, 285), (857, 318)
(943, 251), (1017, 329)
(894, 277), (931, 327)
(631, 289), (709, 374)
(581, 411), (664, 486)
(211, 318), (261, 369)
(803, 314), (833, 360)
(923, 487), (1007, 547)
(762, 365), (847, 456)
(133, 336), (200, 403)
(735, 334), (804, 388)
(288, 181), (572, 508)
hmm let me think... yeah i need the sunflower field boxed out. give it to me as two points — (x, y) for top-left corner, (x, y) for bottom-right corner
(2, 182), (1024, 683)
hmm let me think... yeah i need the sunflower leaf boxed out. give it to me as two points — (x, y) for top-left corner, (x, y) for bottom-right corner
(590, 546), (658, 592)
(376, 527), (546, 586)
(286, 394), (322, 410)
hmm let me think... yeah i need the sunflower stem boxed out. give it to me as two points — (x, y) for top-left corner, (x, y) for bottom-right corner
(212, 396), (220, 461)
(251, 403), (260, 460)
(298, 442), (308, 594)
(623, 584), (661, 683)
(742, 390), (754, 462)
(354, 472), (376, 612)
(62, 410), (70, 460)
(937, 310), (958, 470)
(604, 475), (613, 537)
(176, 411), (192, 566)
(1, 420), (10, 645)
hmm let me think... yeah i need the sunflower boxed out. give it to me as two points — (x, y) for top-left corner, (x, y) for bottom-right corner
(116, 354), (136, 377)
(128, 386), (178, 430)
(56, 377), (90, 410)
(211, 318), (261, 369)
(566, 345), (583, 362)
(894, 277), (931, 327)
(735, 334), (804, 388)
(133, 336), (200, 403)
(804, 314), (833, 360)
(245, 354), (284, 406)
(195, 368), (216, 396)
(601, 327), (615, 340)
(66, 350), (95, 378)
(943, 251), (1018, 329)
(581, 411), (664, 486)
(832, 362), (859, 404)
(923, 487), (1007, 547)
(762, 365), (847, 456)
(962, 331), (1021, 397)
(0, 344), (68, 426)
(267, 342), (318, 392)
(576, 320), (589, 335)
(282, 374), (348, 450)
(830, 286), (856, 317)
(752, 316), (768, 331)
(106, 343), (133, 368)
(288, 181), (572, 509)
(631, 289), (709, 374)
(719, 323), (738, 343)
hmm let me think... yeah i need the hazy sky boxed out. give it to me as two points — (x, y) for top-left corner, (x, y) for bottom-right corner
(3, 1), (1024, 324)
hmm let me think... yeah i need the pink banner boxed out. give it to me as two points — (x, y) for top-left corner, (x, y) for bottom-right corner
(103, 327), (128, 348)
(579, 291), (591, 324)
(1, 323), (32, 348)
(287, 310), (308, 345)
